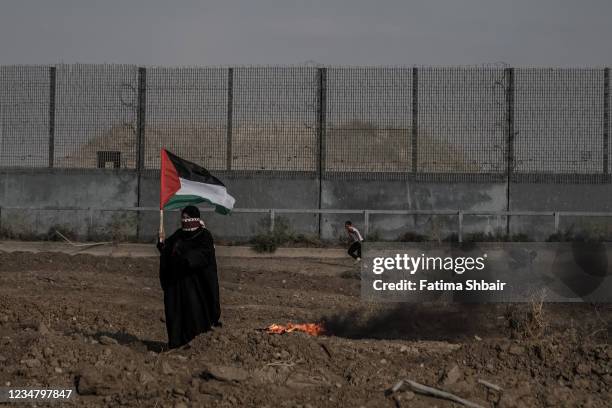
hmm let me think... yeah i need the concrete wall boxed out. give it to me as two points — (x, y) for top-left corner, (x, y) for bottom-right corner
(1, 169), (610, 242)
(321, 179), (508, 240)
(510, 183), (612, 240)
(0, 170), (138, 239)
(0, 170), (321, 241)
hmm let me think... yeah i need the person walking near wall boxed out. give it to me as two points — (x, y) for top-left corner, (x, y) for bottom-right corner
(345, 220), (364, 263)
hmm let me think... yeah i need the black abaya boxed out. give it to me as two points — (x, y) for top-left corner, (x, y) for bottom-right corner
(157, 227), (220, 349)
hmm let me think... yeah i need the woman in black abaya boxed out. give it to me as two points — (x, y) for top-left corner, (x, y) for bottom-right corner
(157, 205), (221, 349)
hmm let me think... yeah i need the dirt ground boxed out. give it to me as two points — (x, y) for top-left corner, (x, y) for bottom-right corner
(0, 250), (611, 408)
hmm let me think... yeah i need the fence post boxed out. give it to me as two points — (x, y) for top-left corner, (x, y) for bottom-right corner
(88, 208), (94, 238)
(318, 68), (327, 178)
(364, 210), (370, 237)
(458, 211), (463, 243)
(505, 68), (515, 236)
(270, 209), (275, 233)
(412, 67), (418, 173)
(227, 68), (234, 171)
(604, 67), (609, 175)
(554, 212), (560, 234)
(317, 68), (327, 239)
(48, 66), (56, 168)
(136, 67), (146, 174)
(135, 67), (146, 240)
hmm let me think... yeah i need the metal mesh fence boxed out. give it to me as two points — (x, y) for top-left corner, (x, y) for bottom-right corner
(0, 64), (610, 182)
(231, 67), (318, 172)
(54, 64), (139, 169)
(0, 65), (50, 167)
(514, 68), (605, 174)
(326, 67), (412, 173)
(145, 67), (228, 171)
(418, 67), (507, 174)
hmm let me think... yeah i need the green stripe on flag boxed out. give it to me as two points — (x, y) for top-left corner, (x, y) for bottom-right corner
(163, 195), (232, 215)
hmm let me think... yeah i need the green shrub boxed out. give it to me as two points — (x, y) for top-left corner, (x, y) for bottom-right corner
(397, 231), (428, 242)
(366, 230), (381, 242)
(250, 217), (291, 253)
(546, 229), (575, 242)
(463, 232), (530, 242)
(440, 232), (531, 242)
(443, 233), (459, 242)
(293, 233), (323, 247)
(47, 225), (78, 242)
(251, 233), (282, 253)
(250, 217), (325, 252)
(547, 229), (607, 242)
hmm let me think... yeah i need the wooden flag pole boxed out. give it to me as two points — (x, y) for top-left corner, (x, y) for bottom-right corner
(159, 209), (165, 242)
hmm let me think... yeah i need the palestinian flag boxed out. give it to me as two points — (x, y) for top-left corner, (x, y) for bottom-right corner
(160, 149), (235, 214)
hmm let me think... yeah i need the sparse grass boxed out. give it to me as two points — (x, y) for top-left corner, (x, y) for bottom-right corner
(89, 212), (139, 242)
(366, 230), (381, 242)
(340, 269), (360, 280)
(439, 231), (530, 242)
(505, 296), (547, 340)
(0, 213), (40, 240)
(0, 229), (49, 241)
(292, 233), (323, 247)
(395, 231), (530, 242)
(442, 233), (459, 242)
(547, 227), (609, 242)
(464, 232), (530, 242)
(250, 217), (323, 253)
(396, 231), (428, 242)
(250, 234), (279, 253)
(46, 224), (78, 242)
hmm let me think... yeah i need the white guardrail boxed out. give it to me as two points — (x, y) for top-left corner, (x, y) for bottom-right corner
(1, 206), (611, 242)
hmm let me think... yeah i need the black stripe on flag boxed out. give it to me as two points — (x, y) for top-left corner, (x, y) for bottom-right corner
(166, 150), (225, 187)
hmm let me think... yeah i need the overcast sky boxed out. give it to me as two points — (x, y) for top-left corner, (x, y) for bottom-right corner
(1, 0), (611, 67)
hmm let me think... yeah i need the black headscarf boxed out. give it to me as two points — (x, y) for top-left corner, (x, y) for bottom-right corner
(182, 205), (200, 218)
(181, 205), (203, 232)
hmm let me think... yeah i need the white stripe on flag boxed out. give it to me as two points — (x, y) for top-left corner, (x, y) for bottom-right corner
(176, 178), (236, 210)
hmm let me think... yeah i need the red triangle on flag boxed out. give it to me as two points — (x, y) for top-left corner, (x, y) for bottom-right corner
(160, 149), (181, 209)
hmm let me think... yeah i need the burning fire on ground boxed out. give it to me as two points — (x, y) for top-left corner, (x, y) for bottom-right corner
(265, 323), (326, 336)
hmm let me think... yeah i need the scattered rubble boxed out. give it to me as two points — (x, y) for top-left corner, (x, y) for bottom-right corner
(0, 251), (610, 407)
(98, 335), (118, 346)
(201, 364), (250, 382)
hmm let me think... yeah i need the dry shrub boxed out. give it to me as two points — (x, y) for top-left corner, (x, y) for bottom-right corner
(505, 294), (547, 339)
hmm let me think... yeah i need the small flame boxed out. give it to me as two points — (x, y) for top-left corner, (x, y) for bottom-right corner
(265, 323), (325, 336)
